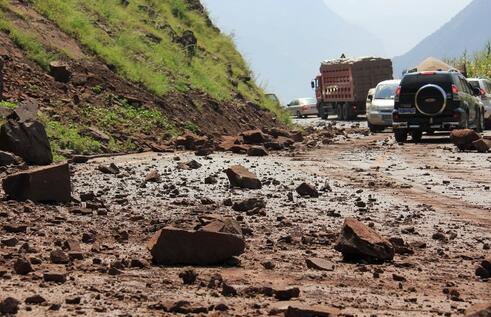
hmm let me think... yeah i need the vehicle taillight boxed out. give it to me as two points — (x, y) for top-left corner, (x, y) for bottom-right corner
(421, 71), (436, 76)
(481, 88), (486, 96)
(451, 85), (459, 94)
(395, 86), (401, 102)
(393, 112), (400, 122)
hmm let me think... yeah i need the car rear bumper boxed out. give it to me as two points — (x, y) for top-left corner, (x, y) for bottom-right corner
(393, 121), (461, 130)
(367, 111), (393, 126)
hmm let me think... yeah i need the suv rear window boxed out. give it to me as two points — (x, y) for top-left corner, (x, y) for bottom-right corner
(401, 73), (453, 94)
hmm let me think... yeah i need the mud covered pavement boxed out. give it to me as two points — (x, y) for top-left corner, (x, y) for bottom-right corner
(0, 120), (490, 316)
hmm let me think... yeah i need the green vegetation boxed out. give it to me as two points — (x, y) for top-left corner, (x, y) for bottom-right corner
(183, 120), (200, 134)
(0, 101), (17, 109)
(0, 7), (58, 69)
(29, 0), (251, 99)
(448, 42), (491, 78)
(41, 115), (102, 161)
(79, 99), (178, 137)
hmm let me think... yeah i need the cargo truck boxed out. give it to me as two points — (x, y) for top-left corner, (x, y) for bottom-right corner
(311, 56), (393, 120)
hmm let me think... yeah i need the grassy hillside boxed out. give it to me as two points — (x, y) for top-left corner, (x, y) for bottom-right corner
(0, 0), (288, 158)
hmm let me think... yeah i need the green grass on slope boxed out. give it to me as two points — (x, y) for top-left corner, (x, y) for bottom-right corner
(0, 7), (58, 69)
(30, 0), (256, 101)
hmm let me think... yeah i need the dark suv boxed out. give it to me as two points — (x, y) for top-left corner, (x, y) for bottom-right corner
(393, 71), (484, 142)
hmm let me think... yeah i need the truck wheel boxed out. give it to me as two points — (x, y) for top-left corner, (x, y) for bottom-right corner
(336, 106), (344, 121)
(411, 130), (423, 143)
(343, 103), (352, 121)
(394, 129), (408, 143)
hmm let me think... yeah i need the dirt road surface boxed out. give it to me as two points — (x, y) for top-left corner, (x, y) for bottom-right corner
(1, 118), (490, 316)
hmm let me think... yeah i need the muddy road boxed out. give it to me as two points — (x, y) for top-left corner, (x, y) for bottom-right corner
(1, 119), (490, 316)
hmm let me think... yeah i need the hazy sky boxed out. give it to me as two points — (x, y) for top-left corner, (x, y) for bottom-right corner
(324, 0), (473, 56)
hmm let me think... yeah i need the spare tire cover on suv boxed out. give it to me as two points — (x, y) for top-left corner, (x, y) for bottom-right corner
(415, 84), (447, 116)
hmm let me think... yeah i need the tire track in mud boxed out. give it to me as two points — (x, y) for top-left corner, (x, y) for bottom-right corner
(301, 135), (491, 227)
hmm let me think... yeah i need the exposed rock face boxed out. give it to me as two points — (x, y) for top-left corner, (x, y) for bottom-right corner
(147, 227), (245, 265)
(225, 165), (262, 189)
(450, 129), (481, 151)
(3, 162), (71, 202)
(0, 119), (52, 165)
(334, 217), (394, 263)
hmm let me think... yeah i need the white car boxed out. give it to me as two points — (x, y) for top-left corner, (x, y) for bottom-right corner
(286, 97), (318, 118)
(468, 78), (491, 129)
(366, 79), (401, 133)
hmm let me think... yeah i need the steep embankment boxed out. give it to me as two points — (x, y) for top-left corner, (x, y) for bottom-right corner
(0, 0), (286, 159)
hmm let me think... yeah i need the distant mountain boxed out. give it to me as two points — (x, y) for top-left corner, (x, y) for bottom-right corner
(393, 0), (491, 77)
(202, 0), (386, 103)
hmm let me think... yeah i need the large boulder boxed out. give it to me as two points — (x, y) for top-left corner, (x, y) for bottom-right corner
(0, 150), (22, 166)
(241, 129), (270, 144)
(334, 218), (394, 263)
(174, 132), (208, 150)
(0, 119), (52, 165)
(49, 61), (71, 83)
(3, 162), (71, 202)
(472, 139), (491, 153)
(296, 183), (319, 198)
(147, 227), (245, 265)
(225, 165), (262, 189)
(201, 218), (243, 236)
(450, 129), (481, 151)
(465, 302), (491, 317)
(285, 304), (339, 317)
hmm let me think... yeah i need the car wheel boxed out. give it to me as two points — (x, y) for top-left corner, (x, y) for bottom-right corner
(296, 111), (302, 119)
(411, 130), (423, 143)
(368, 122), (383, 133)
(485, 119), (491, 130)
(476, 109), (484, 133)
(394, 129), (408, 143)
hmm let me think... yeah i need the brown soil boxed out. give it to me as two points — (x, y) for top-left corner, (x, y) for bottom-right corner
(0, 121), (489, 316)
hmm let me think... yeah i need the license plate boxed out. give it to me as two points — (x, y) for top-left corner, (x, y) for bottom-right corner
(382, 115), (392, 121)
(399, 108), (416, 114)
